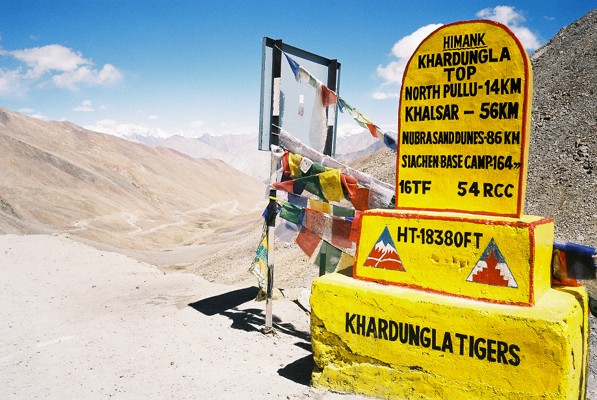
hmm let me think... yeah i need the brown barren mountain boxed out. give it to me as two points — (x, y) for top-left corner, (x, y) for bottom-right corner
(0, 106), (265, 265)
(526, 9), (596, 244)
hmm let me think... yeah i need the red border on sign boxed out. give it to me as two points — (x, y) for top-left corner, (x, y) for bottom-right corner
(352, 210), (552, 306)
(396, 20), (532, 219)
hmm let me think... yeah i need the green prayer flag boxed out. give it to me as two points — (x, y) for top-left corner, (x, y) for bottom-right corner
(332, 204), (355, 218)
(306, 162), (326, 176)
(280, 201), (303, 224)
(300, 174), (326, 200)
(314, 241), (343, 274)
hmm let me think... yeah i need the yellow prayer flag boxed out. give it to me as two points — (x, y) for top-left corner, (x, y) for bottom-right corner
(319, 169), (344, 202)
(337, 252), (355, 273)
(309, 198), (332, 214)
(288, 153), (303, 178)
(248, 224), (269, 300)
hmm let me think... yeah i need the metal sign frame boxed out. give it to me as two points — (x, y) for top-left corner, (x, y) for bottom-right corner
(258, 38), (341, 332)
(259, 37), (341, 156)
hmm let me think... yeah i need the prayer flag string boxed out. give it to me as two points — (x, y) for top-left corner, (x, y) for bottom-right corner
(283, 52), (396, 152)
(273, 132), (395, 208)
(249, 222), (269, 300)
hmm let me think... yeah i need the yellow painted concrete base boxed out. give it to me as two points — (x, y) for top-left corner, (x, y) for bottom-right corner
(311, 273), (589, 399)
(354, 210), (554, 306)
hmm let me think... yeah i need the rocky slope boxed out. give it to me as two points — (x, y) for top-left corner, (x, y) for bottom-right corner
(526, 9), (596, 245)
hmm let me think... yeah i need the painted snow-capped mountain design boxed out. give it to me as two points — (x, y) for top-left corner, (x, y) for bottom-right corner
(467, 238), (517, 288)
(364, 226), (405, 271)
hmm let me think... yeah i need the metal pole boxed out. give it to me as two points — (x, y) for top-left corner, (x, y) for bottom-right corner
(323, 59), (339, 157)
(265, 40), (282, 332)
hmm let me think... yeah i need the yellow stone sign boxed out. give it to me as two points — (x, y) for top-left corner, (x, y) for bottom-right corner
(309, 19), (590, 400)
(397, 21), (532, 217)
(353, 210), (553, 305)
(311, 273), (589, 400)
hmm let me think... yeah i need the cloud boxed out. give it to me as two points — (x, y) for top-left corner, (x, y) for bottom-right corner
(7, 44), (89, 79)
(375, 6), (543, 96)
(16, 107), (47, 120)
(148, 115), (158, 120)
(375, 24), (443, 94)
(0, 68), (27, 97)
(73, 99), (94, 112)
(189, 120), (205, 128)
(52, 63), (121, 90)
(371, 91), (400, 100)
(30, 113), (48, 120)
(0, 44), (122, 94)
(476, 6), (542, 51)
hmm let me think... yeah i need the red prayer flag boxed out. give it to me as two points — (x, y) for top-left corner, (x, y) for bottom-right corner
(366, 123), (378, 138)
(321, 85), (338, 108)
(331, 217), (353, 248)
(349, 211), (363, 243)
(350, 187), (370, 211)
(281, 151), (291, 176)
(296, 227), (321, 257)
(272, 180), (295, 194)
(340, 173), (359, 199)
(305, 209), (328, 239)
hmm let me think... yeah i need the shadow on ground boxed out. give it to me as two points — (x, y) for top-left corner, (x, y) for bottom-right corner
(188, 287), (314, 385)
(188, 287), (341, 387)
(188, 286), (259, 316)
(278, 353), (314, 386)
(188, 286), (310, 342)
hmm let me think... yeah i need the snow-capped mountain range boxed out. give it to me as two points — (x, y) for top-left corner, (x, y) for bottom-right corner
(105, 126), (390, 182)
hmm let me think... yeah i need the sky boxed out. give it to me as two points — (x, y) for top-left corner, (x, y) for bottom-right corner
(0, 0), (595, 139)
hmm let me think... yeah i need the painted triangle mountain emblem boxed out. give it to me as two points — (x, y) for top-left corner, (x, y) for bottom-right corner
(364, 226), (405, 271)
(467, 238), (518, 288)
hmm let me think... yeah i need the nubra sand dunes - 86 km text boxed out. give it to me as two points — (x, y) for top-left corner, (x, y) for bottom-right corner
(1, 9), (597, 400)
